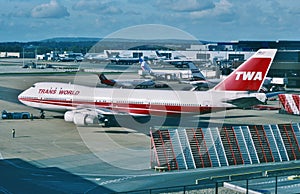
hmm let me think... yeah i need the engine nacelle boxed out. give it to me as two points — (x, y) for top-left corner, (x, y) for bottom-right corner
(64, 110), (100, 126)
(73, 113), (99, 126)
(64, 111), (75, 122)
(85, 115), (99, 125)
(73, 113), (87, 126)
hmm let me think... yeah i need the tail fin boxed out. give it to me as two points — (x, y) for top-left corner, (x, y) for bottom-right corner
(140, 57), (152, 74)
(98, 73), (116, 86)
(105, 51), (109, 57)
(99, 73), (107, 82)
(187, 62), (206, 81)
(212, 49), (277, 91)
(156, 50), (163, 57)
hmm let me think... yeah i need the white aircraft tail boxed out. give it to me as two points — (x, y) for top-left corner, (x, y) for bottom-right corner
(140, 57), (153, 74)
(186, 62), (206, 80)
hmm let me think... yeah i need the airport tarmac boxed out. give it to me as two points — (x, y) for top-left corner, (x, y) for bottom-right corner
(1, 72), (300, 193)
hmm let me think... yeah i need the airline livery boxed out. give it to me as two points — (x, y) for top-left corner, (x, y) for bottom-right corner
(18, 49), (277, 126)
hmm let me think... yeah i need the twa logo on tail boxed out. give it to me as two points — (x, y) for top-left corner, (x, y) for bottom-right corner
(235, 71), (262, 81)
(213, 49), (277, 91)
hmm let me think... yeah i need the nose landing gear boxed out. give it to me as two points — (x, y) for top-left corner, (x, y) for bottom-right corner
(40, 110), (45, 119)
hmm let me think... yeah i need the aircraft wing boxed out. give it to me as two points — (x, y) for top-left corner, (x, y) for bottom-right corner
(64, 106), (148, 126)
(96, 107), (149, 117)
(69, 106), (123, 115)
(96, 107), (125, 115)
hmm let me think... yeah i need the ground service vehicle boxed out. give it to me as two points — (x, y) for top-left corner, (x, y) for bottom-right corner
(1, 110), (31, 119)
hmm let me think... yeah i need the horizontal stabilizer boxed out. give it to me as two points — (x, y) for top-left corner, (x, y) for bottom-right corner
(225, 97), (265, 108)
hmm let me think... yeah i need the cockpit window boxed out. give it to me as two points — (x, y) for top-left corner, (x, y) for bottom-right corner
(32, 84), (36, 88)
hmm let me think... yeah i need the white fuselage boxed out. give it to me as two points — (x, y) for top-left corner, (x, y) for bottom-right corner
(18, 82), (266, 116)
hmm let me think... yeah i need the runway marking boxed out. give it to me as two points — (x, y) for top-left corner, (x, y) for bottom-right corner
(249, 178), (287, 185)
(279, 183), (300, 189)
(31, 173), (53, 177)
(99, 176), (135, 186)
(0, 186), (11, 194)
(79, 171), (175, 178)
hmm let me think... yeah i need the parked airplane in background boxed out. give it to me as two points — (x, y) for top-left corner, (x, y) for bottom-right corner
(180, 78), (220, 90)
(18, 49), (277, 126)
(140, 57), (193, 80)
(140, 57), (174, 79)
(140, 57), (214, 88)
(98, 73), (156, 88)
(260, 77), (288, 92)
(108, 51), (140, 65)
(155, 51), (168, 60)
(179, 62), (225, 90)
(109, 56), (140, 65)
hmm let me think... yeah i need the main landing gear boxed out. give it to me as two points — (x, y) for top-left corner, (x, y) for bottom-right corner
(40, 110), (45, 119)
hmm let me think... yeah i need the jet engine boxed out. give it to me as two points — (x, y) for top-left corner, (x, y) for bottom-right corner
(64, 110), (99, 126)
(64, 111), (75, 122)
(73, 113), (98, 126)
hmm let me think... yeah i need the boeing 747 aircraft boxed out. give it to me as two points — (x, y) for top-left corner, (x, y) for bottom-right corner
(18, 49), (277, 126)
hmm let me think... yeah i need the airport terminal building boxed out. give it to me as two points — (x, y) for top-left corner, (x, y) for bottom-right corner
(2, 39), (300, 87)
(102, 40), (300, 87)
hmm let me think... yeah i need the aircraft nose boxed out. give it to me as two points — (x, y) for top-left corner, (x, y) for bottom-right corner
(18, 91), (24, 102)
(18, 90), (27, 104)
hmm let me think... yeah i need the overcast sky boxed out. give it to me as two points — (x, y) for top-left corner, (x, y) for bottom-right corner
(1, 0), (300, 42)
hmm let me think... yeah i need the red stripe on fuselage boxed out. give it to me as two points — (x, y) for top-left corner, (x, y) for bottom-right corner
(18, 97), (225, 116)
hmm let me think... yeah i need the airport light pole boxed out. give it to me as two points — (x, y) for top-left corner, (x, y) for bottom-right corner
(275, 176), (278, 194)
(22, 47), (24, 67)
(35, 48), (37, 65)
